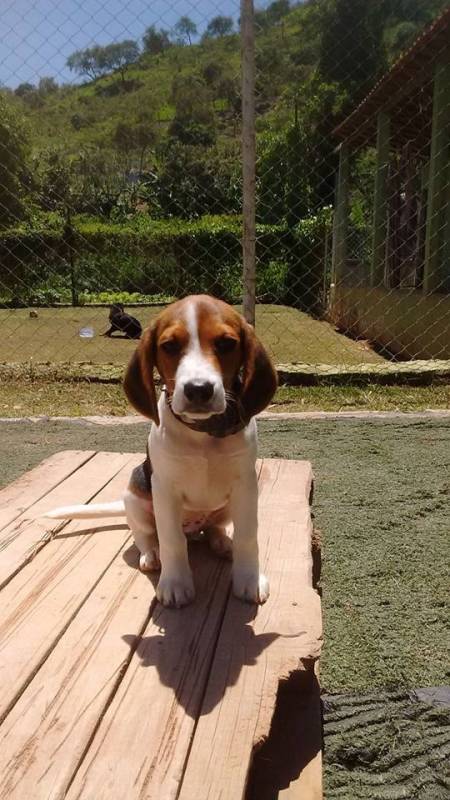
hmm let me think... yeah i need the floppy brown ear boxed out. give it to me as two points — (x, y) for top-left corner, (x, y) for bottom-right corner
(123, 326), (160, 424)
(240, 321), (278, 420)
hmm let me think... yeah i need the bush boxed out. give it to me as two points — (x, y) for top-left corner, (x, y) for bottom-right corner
(79, 290), (175, 305)
(0, 212), (330, 312)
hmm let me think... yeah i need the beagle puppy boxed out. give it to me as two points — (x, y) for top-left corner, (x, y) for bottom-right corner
(47, 295), (278, 608)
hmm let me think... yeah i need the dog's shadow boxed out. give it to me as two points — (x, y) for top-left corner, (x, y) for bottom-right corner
(122, 541), (281, 717)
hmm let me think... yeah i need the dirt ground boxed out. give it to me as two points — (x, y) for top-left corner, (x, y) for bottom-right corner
(1, 415), (449, 798)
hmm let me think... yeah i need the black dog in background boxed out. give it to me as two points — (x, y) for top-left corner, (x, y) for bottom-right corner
(103, 303), (142, 340)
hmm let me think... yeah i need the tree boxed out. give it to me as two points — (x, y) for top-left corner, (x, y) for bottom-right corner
(204, 16), (234, 38)
(67, 41), (139, 84)
(170, 75), (215, 146)
(142, 25), (171, 55)
(157, 141), (231, 218)
(14, 82), (35, 97)
(0, 96), (29, 226)
(266, 0), (290, 24)
(101, 40), (140, 84)
(318, 0), (386, 104)
(174, 16), (198, 45)
(38, 76), (58, 95)
(66, 46), (108, 81)
(202, 61), (223, 86)
(113, 115), (157, 172)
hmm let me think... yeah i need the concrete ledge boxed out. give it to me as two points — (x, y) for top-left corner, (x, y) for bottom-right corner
(2, 359), (450, 386)
(1, 410), (449, 425)
(277, 359), (450, 385)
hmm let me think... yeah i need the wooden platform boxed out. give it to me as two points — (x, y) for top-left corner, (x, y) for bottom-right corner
(0, 451), (322, 800)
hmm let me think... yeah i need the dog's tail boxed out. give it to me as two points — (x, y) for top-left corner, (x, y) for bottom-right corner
(45, 500), (126, 520)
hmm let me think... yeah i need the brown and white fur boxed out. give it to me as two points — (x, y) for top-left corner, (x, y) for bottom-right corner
(46, 295), (277, 608)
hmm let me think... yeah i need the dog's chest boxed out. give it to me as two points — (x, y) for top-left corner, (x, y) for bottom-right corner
(171, 451), (240, 511)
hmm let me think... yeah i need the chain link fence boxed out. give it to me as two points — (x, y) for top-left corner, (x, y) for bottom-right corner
(0, 0), (449, 372)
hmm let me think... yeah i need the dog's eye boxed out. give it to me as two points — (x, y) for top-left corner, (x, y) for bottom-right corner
(215, 336), (237, 355)
(160, 339), (181, 356)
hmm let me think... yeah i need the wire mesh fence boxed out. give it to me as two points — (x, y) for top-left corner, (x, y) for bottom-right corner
(0, 0), (449, 372)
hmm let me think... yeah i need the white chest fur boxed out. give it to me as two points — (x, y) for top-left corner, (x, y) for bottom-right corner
(149, 395), (257, 513)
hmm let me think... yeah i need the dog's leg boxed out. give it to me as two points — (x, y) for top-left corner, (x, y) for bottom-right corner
(124, 491), (160, 572)
(151, 478), (194, 607)
(205, 525), (233, 560)
(229, 469), (269, 604)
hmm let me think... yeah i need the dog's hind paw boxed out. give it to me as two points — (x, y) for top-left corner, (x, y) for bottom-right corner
(206, 526), (233, 560)
(139, 549), (161, 572)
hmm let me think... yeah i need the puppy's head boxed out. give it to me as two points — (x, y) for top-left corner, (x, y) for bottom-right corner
(110, 303), (125, 321)
(123, 295), (277, 425)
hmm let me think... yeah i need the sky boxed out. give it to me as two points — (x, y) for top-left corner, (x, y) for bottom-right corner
(0, 0), (242, 88)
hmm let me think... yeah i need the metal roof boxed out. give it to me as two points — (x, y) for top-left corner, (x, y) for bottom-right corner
(333, 7), (450, 150)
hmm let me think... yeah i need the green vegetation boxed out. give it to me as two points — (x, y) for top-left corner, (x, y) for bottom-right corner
(0, 0), (446, 312)
(0, 212), (331, 308)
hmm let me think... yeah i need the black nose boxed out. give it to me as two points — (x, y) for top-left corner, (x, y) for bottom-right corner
(184, 381), (214, 403)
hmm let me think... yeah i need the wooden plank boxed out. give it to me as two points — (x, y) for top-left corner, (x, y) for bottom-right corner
(178, 459), (322, 800)
(66, 544), (232, 800)
(250, 661), (322, 800)
(68, 459), (321, 800)
(66, 463), (265, 800)
(0, 450), (95, 532)
(0, 541), (154, 800)
(370, 112), (390, 288)
(0, 451), (129, 590)
(0, 453), (141, 723)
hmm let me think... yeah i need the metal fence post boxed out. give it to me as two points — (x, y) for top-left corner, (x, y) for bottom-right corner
(241, 0), (256, 326)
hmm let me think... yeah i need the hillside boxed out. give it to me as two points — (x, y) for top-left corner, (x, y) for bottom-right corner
(19, 35), (242, 155)
(0, 0), (447, 308)
(11, 0), (447, 159)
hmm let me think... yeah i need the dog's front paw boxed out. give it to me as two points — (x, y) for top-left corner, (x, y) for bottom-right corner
(156, 571), (195, 608)
(233, 570), (270, 604)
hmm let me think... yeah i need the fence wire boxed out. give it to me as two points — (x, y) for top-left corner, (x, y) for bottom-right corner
(0, 0), (449, 372)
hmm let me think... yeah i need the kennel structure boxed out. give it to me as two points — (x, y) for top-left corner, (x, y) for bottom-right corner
(329, 8), (450, 359)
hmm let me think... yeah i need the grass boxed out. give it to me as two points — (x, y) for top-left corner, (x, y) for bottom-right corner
(0, 304), (447, 416)
(0, 380), (448, 418)
(0, 304), (384, 366)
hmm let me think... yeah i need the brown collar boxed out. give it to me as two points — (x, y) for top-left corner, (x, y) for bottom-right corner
(163, 382), (248, 438)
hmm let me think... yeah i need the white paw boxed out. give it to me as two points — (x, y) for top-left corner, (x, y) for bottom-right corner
(156, 571), (195, 608)
(139, 548), (161, 572)
(233, 570), (270, 604)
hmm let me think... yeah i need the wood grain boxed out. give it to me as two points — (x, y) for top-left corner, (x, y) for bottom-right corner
(0, 451), (126, 590)
(0, 542), (154, 800)
(0, 455), (322, 799)
(178, 460), (322, 800)
(0, 450), (95, 532)
(0, 453), (140, 722)
(66, 544), (232, 800)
